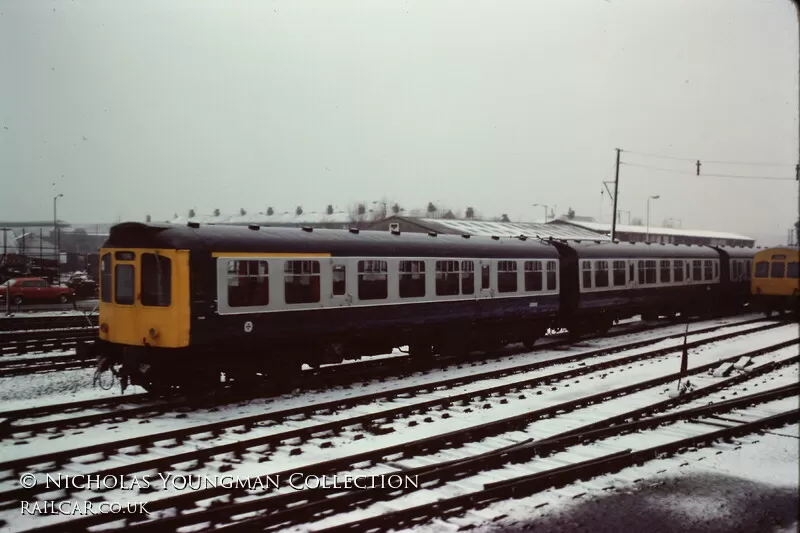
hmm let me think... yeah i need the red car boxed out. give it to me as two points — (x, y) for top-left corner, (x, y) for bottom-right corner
(0, 277), (73, 305)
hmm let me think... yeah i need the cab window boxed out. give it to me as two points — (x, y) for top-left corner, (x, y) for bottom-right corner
(141, 253), (172, 307)
(100, 253), (112, 302)
(770, 262), (785, 278)
(754, 261), (769, 278)
(115, 264), (135, 305)
(788, 262), (799, 279)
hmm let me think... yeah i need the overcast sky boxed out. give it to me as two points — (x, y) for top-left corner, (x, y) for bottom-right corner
(1, 0), (797, 244)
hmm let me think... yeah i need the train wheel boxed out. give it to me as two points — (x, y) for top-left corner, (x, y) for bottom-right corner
(409, 342), (433, 361)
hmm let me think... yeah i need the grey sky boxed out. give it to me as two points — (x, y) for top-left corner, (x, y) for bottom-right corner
(1, 0), (797, 244)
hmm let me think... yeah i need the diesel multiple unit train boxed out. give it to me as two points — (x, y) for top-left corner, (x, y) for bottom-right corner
(93, 222), (755, 391)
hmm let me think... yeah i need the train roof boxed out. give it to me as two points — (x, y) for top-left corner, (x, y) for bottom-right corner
(566, 241), (721, 259)
(104, 223), (563, 259)
(753, 246), (800, 260)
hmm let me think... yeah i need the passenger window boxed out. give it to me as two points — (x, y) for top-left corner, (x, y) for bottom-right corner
(770, 262), (785, 279)
(692, 260), (702, 281)
(227, 260), (269, 307)
(546, 261), (557, 290)
(581, 261), (592, 289)
(481, 264), (491, 291)
(332, 264), (346, 296)
(114, 264), (135, 305)
(703, 260), (713, 281)
(637, 261), (645, 285)
(673, 260), (684, 282)
(101, 253), (112, 302)
(461, 261), (475, 295)
(358, 260), (387, 300)
(141, 253), (172, 306)
(524, 261), (543, 291)
(612, 261), (626, 286)
(399, 260), (426, 298)
(659, 260), (671, 283)
(754, 261), (769, 278)
(284, 260), (321, 304)
(594, 261), (609, 288)
(497, 261), (518, 293)
(435, 260), (459, 296)
(787, 262), (799, 279)
(645, 260), (656, 284)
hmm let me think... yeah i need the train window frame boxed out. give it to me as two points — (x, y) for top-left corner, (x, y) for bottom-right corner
(787, 261), (799, 279)
(461, 260), (475, 295)
(581, 260), (592, 290)
(546, 261), (558, 291)
(673, 260), (684, 283)
(358, 260), (388, 301)
(481, 264), (491, 292)
(644, 260), (656, 284)
(140, 253), (172, 307)
(770, 262), (785, 279)
(703, 260), (713, 281)
(594, 260), (609, 288)
(692, 260), (702, 282)
(435, 260), (460, 296)
(332, 264), (346, 296)
(284, 260), (321, 305)
(227, 260), (270, 308)
(399, 260), (426, 298)
(524, 260), (543, 292)
(659, 260), (671, 284)
(497, 260), (518, 293)
(114, 264), (135, 306)
(612, 260), (626, 287)
(100, 253), (112, 303)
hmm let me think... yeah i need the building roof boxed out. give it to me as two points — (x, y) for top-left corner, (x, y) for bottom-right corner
(385, 217), (612, 241)
(552, 220), (754, 242)
(171, 211), (353, 226)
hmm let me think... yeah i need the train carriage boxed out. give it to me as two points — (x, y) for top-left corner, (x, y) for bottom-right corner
(751, 246), (799, 317)
(96, 223), (562, 390)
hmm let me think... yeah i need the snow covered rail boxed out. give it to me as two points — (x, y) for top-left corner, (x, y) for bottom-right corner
(0, 317), (770, 439)
(0, 330), (96, 356)
(9, 333), (797, 532)
(0, 315), (97, 333)
(0, 353), (96, 378)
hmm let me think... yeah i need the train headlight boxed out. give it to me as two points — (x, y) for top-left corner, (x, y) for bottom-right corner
(100, 322), (109, 334)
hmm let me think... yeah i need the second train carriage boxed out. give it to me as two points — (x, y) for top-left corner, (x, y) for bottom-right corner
(93, 222), (756, 391)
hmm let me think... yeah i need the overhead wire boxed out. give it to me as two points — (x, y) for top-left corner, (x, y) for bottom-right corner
(622, 149), (796, 168)
(620, 162), (796, 181)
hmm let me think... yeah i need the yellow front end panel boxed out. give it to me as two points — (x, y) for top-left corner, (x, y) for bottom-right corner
(98, 248), (191, 348)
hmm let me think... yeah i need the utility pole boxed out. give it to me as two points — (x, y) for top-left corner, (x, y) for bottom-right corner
(611, 148), (621, 241)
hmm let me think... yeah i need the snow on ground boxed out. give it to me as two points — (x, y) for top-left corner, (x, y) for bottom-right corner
(408, 423), (799, 533)
(0, 314), (765, 413)
(3, 320), (791, 464)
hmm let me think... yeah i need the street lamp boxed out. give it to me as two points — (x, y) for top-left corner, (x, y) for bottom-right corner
(646, 195), (660, 243)
(53, 194), (63, 279)
(532, 204), (549, 223)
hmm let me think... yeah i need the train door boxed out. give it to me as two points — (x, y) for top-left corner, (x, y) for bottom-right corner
(328, 258), (351, 306)
(479, 260), (494, 298)
(627, 260), (637, 289)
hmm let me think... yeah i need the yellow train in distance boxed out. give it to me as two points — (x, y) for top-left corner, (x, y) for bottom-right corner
(752, 246), (799, 317)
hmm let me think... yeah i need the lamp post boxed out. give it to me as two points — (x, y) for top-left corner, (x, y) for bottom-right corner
(646, 195), (660, 243)
(532, 204), (549, 223)
(53, 194), (63, 280)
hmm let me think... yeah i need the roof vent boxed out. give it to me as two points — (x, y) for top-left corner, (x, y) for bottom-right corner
(349, 228), (360, 234)
(645, 242), (651, 245)
(248, 224), (260, 231)
(187, 221), (200, 229)
(428, 231), (438, 237)
(391, 229), (401, 236)
(462, 234), (471, 239)
(302, 226), (313, 233)
(518, 235), (528, 241)
(594, 240), (601, 244)
(491, 235), (500, 241)
(629, 241), (635, 245)
(659, 242), (665, 245)
(574, 240), (582, 243)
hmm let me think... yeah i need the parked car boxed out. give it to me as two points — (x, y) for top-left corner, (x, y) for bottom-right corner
(0, 277), (73, 305)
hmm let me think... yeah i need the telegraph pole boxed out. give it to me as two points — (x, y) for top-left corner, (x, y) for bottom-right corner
(611, 148), (621, 241)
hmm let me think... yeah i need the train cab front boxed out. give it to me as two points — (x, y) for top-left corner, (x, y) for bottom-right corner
(96, 247), (190, 391)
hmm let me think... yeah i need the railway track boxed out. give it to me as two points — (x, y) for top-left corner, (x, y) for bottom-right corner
(0, 316), (773, 438)
(0, 353), (97, 378)
(0, 329), (97, 357)
(0, 314), (97, 332)
(9, 334), (797, 533)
